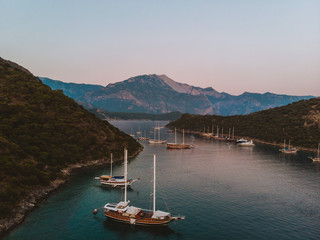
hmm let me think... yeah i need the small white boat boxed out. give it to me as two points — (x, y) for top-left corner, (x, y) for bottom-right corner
(279, 140), (298, 154)
(309, 143), (320, 162)
(237, 140), (255, 147)
(236, 138), (247, 144)
(149, 122), (166, 144)
(95, 153), (138, 187)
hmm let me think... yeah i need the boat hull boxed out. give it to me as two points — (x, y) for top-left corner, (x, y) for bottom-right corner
(279, 149), (298, 154)
(167, 143), (193, 149)
(104, 210), (172, 226)
(148, 140), (166, 144)
(310, 157), (320, 162)
(238, 143), (255, 147)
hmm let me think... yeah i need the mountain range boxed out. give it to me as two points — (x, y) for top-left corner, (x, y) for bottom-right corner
(40, 74), (314, 116)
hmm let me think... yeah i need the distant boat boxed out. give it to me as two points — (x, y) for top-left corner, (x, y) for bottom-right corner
(136, 127), (142, 136)
(138, 130), (149, 141)
(213, 126), (226, 140)
(236, 138), (247, 144)
(103, 150), (185, 225)
(149, 122), (166, 144)
(237, 139), (255, 147)
(279, 139), (298, 154)
(95, 153), (138, 187)
(309, 143), (320, 162)
(167, 129), (193, 149)
(227, 127), (236, 142)
(129, 128), (135, 138)
(138, 137), (150, 141)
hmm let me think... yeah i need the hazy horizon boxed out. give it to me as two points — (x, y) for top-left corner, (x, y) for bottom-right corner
(1, 0), (319, 96)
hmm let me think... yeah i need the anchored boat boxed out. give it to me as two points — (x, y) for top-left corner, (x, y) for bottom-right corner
(279, 139), (298, 154)
(104, 150), (185, 225)
(309, 143), (320, 162)
(148, 123), (166, 144)
(237, 139), (255, 147)
(96, 153), (138, 187)
(167, 129), (193, 149)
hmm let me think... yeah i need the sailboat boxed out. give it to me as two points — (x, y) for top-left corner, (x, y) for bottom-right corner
(104, 150), (185, 225)
(279, 139), (298, 154)
(138, 130), (150, 141)
(201, 124), (214, 138)
(95, 153), (138, 187)
(167, 129), (193, 149)
(309, 143), (320, 162)
(227, 127), (235, 142)
(148, 122), (166, 144)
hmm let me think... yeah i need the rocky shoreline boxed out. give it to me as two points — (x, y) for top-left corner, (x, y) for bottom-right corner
(0, 146), (143, 239)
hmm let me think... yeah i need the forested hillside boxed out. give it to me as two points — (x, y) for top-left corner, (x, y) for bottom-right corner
(0, 57), (141, 217)
(167, 98), (320, 148)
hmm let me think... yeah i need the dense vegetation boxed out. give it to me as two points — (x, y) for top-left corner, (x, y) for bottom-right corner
(89, 109), (182, 121)
(167, 98), (320, 148)
(0, 58), (141, 217)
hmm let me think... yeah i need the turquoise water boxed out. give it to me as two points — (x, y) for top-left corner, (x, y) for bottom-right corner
(5, 121), (320, 240)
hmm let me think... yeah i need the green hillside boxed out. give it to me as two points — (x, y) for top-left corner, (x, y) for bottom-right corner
(167, 98), (320, 149)
(0, 58), (141, 217)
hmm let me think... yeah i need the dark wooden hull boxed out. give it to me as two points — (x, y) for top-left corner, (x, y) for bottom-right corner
(104, 210), (172, 226)
(167, 143), (192, 149)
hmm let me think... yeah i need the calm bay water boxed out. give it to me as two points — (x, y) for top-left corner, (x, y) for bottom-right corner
(5, 121), (320, 240)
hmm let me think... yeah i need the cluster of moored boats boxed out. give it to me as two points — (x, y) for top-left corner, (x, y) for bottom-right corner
(133, 125), (194, 149)
(95, 150), (185, 226)
(199, 126), (256, 147)
(198, 125), (319, 161)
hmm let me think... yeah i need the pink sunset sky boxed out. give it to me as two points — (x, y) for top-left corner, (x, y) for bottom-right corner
(1, 0), (319, 96)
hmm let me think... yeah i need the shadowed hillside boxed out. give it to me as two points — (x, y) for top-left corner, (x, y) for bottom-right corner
(0, 57), (141, 218)
(167, 98), (320, 149)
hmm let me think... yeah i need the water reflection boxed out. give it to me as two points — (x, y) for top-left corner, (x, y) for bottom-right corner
(103, 219), (180, 238)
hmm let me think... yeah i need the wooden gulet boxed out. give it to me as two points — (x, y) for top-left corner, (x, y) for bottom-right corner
(167, 128), (193, 149)
(103, 150), (185, 226)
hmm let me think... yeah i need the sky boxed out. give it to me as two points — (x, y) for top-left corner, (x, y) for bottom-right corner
(0, 0), (319, 96)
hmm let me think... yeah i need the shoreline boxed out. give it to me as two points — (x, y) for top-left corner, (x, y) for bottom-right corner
(0, 146), (143, 239)
(183, 130), (318, 153)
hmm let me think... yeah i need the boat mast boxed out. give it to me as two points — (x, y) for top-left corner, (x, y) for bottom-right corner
(124, 149), (127, 203)
(175, 128), (177, 144)
(183, 129), (185, 144)
(232, 127), (234, 139)
(110, 153), (113, 176)
(318, 143), (319, 157)
(153, 154), (156, 213)
(228, 128), (231, 138)
(288, 140), (291, 150)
